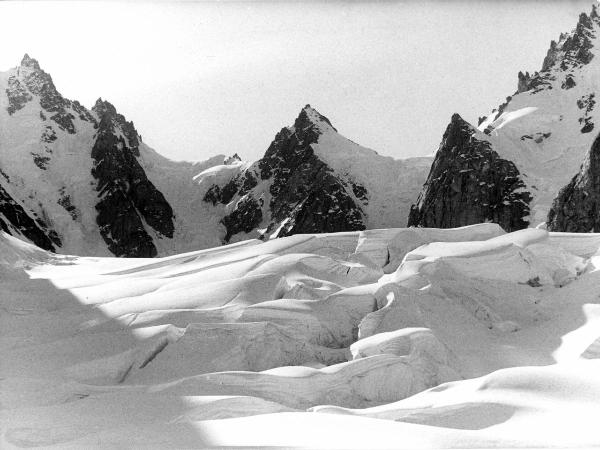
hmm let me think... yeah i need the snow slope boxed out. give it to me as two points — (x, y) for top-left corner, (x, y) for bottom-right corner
(0, 56), (228, 256)
(199, 105), (432, 243)
(411, 6), (600, 232)
(2, 225), (600, 448)
(476, 6), (600, 226)
(305, 106), (432, 230)
(1, 56), (431, 257)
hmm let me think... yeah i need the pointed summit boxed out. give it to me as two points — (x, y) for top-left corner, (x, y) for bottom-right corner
(20, 53), (40, 70)
(408, 112), (531, 231)
(224, 153), (242, 165)
(92, 97), (118, 118)
(294, 104), (337, 133)
(541, 6), (597, 72)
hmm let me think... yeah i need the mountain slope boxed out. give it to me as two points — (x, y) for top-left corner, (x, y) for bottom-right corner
(407, 114), (531, 231)
(410, 5), (600, 231)
(1, 56), (431, 256)
(200, 105), (431, 243)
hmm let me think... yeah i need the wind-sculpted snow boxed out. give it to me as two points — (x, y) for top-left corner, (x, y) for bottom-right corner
(2, 223), (600, 448)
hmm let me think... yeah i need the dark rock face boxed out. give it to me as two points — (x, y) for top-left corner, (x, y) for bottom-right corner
(547, 132), (600, 232)
(408, 114), (532, 232)
(5, 76), (32, 115)
(204, 105), (366, 242)
(577, 93), (596, 134)
(517, 71), (532, 94)
(93, 99), (139, 154)
(91, 100), (174, 257)
(31, 153), (51, 170)
(0, 182), (58, 252)
(562, 75), (576, 89)
(221, 196), (263, 242)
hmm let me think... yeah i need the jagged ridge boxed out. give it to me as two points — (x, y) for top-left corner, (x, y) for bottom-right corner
(204, 105), (366, 242)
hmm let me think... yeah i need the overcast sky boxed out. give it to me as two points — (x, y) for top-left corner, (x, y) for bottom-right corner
(0, 0), (595, 162)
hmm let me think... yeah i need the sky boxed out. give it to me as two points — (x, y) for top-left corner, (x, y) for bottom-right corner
(0, 0), (596, 162)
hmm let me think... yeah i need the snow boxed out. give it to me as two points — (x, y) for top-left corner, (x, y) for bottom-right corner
(0, 61), (235, 256)
(0, 61), (431, 256)
(2, 223), (600, 448)
(473, 15), (600, 227)
(309, 114), (432, 229)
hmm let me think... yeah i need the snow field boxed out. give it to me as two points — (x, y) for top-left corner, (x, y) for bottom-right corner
(2, 223), (600, 448)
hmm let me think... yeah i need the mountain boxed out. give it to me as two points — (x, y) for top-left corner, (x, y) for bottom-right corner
(410, 5), (600, 232)
(407, 114), (531, 232)
(0, 55), (430, 256)
(198, 105), (431, 243)
(1, 54), (227, 257)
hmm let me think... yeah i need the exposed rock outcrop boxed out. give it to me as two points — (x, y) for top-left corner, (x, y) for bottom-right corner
(204, 105), (366, 242)
(547, 131), (600, 232)
(0, 182), (59, 252)
(408, 114), (532, 232)
(91, 99), (174, 257)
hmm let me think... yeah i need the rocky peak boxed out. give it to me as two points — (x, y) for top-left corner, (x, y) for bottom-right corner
(446, 113), (477, 140)
(223, 153), (242, 165)
(294, 104), (337, 134)
(90, 99), (174, 256)
(260, 105), (336, 181)
(20, 53), (40, 71)
(204, 104), (366, 242)
(541, 7), (597, 73)
(517, 71), (532, 94)
(92, 98), (140, 154)
(6, 55), (78, 133)
(92, 98), (118, 118)
(408, 113), (531, 232)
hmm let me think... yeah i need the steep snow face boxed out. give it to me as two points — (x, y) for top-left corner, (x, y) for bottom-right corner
(2, 226), (600, 447)
(203, 105), (431, 243)
(411, 6), (600, 231)
(0, 55), (103, 255)
(1, 56), (430, 257)
(0, 55), (227, 256)
(476, 6), (600, 226)
(309, 113), (432, 230)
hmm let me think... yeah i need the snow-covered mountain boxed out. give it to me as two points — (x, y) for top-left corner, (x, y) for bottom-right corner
(410, 5), (600, 232)
(1, 54), (226, 257)
(0, 55), (430, 257)
(198, 105), (431, 243)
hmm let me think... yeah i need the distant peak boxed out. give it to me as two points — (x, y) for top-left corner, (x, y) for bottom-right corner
(92, 98), (117, 117)
(295, 104), (337, 132)
(224, 153), (242, 165)
(450, 112), (466, 124)
(20, 53), (40, 70)
(447, 113), (478, 135)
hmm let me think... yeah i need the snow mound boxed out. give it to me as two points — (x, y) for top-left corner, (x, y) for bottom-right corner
(2, 226), (600, 448)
